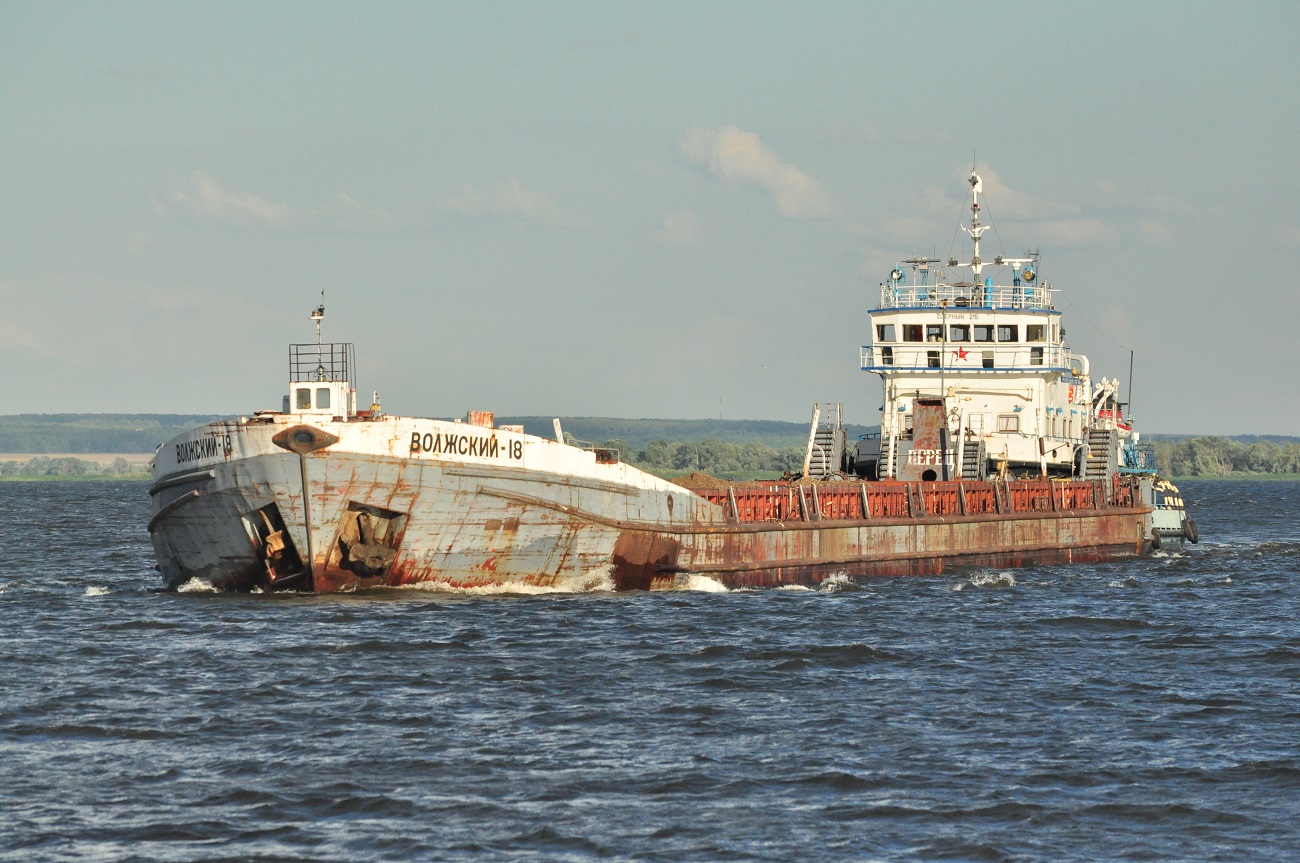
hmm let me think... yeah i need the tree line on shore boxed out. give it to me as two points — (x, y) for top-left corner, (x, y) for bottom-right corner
(2, 435), (1296, 480)
(608, 435), (1300, 480)
(1148, 436), (1300, 477)
(0, 457), (146, 478)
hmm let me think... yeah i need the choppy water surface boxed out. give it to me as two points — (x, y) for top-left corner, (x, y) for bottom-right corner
(2, 480), (1298, 862)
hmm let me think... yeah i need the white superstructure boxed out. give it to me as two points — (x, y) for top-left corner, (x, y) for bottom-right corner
(858, 170), (1128, 481)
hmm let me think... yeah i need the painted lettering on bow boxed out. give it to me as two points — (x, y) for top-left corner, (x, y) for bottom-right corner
(176, 434), (232, 465)
(410, 431), (523, 460)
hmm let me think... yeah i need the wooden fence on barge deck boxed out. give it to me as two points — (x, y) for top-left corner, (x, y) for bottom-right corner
(688, 478), (1135, 524)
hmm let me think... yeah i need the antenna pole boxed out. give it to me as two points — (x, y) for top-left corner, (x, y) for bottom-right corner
(1127, 349), (1135, 412)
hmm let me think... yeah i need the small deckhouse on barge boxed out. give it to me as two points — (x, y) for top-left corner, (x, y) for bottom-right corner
(148, 170), (1196, 593)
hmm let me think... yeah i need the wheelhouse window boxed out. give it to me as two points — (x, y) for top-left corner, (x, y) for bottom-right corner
(997, 414), (1020, 433)
(316, 387), (331, 410)
(1027, 324), (1045, 342)
(998, 325), (1019, 342)
(876, 324), (896, 342)
(296, 388), (311, 410)
(948, 324), (970, 341)
(926, 325), (943, 342)
(903, 325), (923, 342)
(973, 325), (994, 342)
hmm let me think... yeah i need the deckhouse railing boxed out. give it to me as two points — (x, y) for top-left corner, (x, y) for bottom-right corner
(879, 282), (1051, 311)
(290, 342), (355, 384)
(860, 344), (1066, 371)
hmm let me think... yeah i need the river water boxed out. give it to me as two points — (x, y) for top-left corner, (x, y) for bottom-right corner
(1, 479), (1297, 862)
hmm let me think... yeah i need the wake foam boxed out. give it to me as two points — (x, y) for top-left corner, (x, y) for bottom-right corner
(84, 585), (110, 597)
(954, 571), (1017, 590)
(678, 574), (728, 592)
(399, 566), (616, 595)
(175, 577), (218, 593)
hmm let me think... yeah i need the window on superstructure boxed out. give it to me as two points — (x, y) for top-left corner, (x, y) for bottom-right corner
(876, 324), (895, 342)
(904, 325), (923, 342)
(1027, 324), (1045, 342)
(997, 414), (1020, 433)
(949, 324), (970, 341)
(974, 325), (994, 342)
(982, 351), (994, 368)
(316, 388), (331, 410)
(926, 325), (943, 342)
(296, 388), (311, 410)
(881, 346), (894, 365)
(927, 350), (940, 368)
(998, 325), (1019, 342)
(1031, 347), (1044, 366)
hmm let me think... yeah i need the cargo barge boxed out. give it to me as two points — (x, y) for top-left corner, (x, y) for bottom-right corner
(148, 170), (1194, 592)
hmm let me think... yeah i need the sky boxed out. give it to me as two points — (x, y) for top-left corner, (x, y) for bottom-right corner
(2, 0), (1297, 434)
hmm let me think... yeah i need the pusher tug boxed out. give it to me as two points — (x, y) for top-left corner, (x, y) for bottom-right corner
(148, 170), (1196, 593)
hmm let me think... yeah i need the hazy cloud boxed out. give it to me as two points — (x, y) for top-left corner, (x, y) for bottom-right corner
(0, 280), (51, 354)
(170, 171), (290, 227)
(679, 125), (831, 218)
(1033, 219), (1116, 247)
(659, 209), (699, 245)
(1139, 220), (1172, 242)
(438, 180), (559, 223)
(163, 172), (394, 232)
(1277, 225), (1300, 247)
(317, 193), (396, 234)
(971, 165), (1077, 221)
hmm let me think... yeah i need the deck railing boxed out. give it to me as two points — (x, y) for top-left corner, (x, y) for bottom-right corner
(860, 344), (1066, 371)
(878, 283), (1051, 310)
(688, 477), (1136, 524)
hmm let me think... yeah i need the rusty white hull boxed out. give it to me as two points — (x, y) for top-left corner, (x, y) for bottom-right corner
(149, 414), (1152, 593)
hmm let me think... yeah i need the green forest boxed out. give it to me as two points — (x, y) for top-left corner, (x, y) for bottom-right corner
(0, 414), (1296, 480)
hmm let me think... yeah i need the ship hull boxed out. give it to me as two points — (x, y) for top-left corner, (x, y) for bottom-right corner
(149, 417), (1151, 593)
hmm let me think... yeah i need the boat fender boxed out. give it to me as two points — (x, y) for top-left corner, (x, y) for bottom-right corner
(1183, 517), (1199, 544)
(1149, 531), (1161, 551)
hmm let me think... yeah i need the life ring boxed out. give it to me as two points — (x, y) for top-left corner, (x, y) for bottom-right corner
(1067, 385), (1075, 403)
(1183, 517), (1199, 544)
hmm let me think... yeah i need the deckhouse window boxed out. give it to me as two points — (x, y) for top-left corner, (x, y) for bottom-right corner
(998, 325), (1019, 342)
(926, 325), (943, 342)
(876, 324), (895, 342)
(316, 387), (331, 410)
(1031, 347), (1044, 365)
(296, 388), (311, 410)
(997, 414), (1020, 433)
(881, 346), (894, 365)
(948, 324), (970, 341)
(973, 325), (994, 342)
(1027, 324), (1045, 342)
(927, 350), (940, 368)
(982, 351), (994, 368)
(903, 325), (923, 342)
